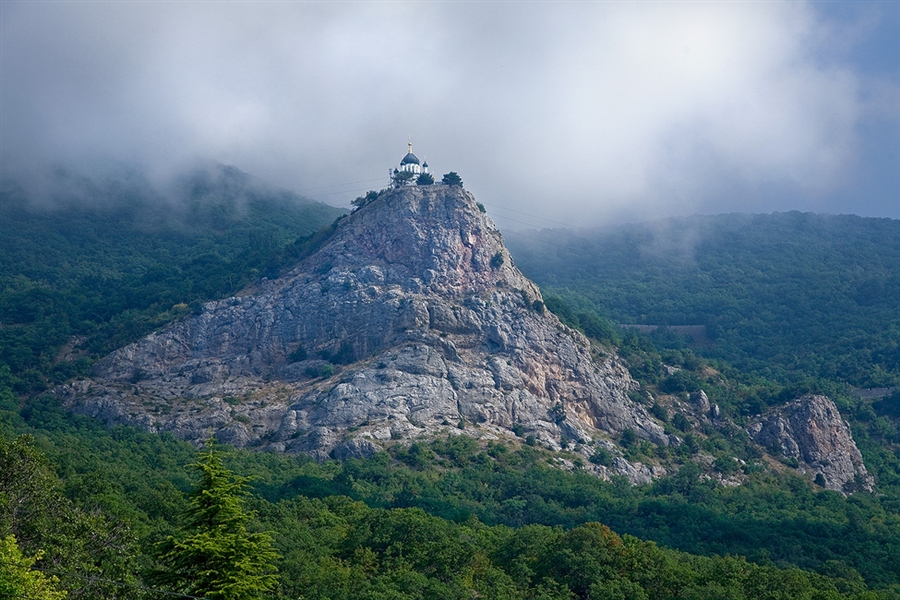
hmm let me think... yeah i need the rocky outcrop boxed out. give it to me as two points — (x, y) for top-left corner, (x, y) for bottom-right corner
(57, 185), (667, 468)
(749, 395), (873, 493)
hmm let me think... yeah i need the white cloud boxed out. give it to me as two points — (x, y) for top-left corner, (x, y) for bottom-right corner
(1, 1), (896, 224)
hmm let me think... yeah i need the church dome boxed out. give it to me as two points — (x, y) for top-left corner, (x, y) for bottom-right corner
(401, 152), (420, 165)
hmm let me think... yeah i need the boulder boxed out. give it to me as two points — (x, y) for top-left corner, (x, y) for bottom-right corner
(749, 395), (873, 493)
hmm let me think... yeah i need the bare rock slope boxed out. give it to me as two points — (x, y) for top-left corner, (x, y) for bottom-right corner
(58, 186), (666, 459)
(749, 395), (874, 493)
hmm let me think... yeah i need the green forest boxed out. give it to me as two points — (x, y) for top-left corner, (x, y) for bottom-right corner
(505, 212), (900, 389)
(2, 171), (899, 598)
(0, 165), (344, 396)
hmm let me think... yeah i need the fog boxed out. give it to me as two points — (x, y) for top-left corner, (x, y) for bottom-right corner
(1, 1), (897, 228)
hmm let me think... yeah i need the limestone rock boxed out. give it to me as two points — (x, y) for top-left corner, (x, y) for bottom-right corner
(691, 390), (710, 413)
(749, 395), (873, 493)
(57, 185), (667, 480)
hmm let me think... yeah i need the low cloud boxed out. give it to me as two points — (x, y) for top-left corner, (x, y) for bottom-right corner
(1, 2), (897, 226)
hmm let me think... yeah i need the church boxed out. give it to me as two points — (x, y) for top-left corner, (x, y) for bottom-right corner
(390, 141), (431, 187)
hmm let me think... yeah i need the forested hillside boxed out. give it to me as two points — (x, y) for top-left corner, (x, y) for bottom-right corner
(0, 164), (345, 396)
(505, 212), (900, 388)
(4, 401), (899, 598)
(2, 175), (899, 599)
(504, 212), (900, 523)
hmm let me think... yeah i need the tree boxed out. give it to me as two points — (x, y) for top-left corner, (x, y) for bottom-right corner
(416, 172), (435, 186)
(352, 190), (379, 210)
(392, 170), (415, 186)
(152, 438), (280, 600)
(0, 433), (141, 599)
(0, 535), (67, 600)
(441, 172), (463, 187)
(0, 434), (59, 547)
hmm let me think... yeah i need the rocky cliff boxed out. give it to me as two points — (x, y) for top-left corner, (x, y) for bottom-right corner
(57, 185), (667, 467)
(749, 395), (874, 493)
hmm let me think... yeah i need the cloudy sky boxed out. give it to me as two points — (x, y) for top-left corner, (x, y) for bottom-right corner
(1, 1), (898, 227)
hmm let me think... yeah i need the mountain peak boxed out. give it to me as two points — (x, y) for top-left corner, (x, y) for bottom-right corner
(301, 185), (527, 296)
(58, 184), (668, 479)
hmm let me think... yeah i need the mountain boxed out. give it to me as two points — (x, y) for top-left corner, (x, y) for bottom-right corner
(58, 184), (672, 476)
(53, 184), (877, 493)
(0, 163), (345, 394)
(750, 394), (873, 492)
(504, 212), (900, 390)
(4, 178), (896, 597)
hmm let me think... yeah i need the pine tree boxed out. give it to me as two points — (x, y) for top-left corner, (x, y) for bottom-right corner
(152, 438), (279, 600)
(441, 171), (463, 187)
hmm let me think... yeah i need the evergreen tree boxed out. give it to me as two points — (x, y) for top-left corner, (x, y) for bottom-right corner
(152, 438), (279, 600)
(441, 171), (463, 187)
(391, 170), (415, 186)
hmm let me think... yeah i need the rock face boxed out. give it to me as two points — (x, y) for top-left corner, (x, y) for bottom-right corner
(58, 185), (666, 461)
(749, 395), (874, 493)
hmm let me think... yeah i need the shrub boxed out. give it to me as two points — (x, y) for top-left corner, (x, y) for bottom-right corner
(672, 412), (692, 432)
(650, 403), (669, 422)
(714, 455), (740, 475)
(590, 448), (613, 466)
(288, 345), (308, 362)
(305, 364), (334, 378)
(392, 171), (415, 186)
(549, 402), (566, 424)
(660, 370), (702, 394)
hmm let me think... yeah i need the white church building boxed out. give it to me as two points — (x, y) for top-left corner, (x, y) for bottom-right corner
(390, 141), (431, 187)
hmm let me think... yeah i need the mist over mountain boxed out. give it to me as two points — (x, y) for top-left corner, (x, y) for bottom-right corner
(0, 163), (344, 394)
(505, 212), (900, 390)
(2, 2), (898, 223)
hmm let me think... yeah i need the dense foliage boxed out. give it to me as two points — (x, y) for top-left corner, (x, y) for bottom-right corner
(0, 164), (344, 396)
(505, 212), (900, 388)
(2, 399), (898, 598)
(3, 170), (898, 598)
(151, 438), (280, 599)
(0, 535), (67, 600)
(504, 212), (900, 513)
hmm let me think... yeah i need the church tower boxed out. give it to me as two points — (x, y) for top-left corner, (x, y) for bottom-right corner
(399, 140), (426, 175)
(391, 140), (430, 187)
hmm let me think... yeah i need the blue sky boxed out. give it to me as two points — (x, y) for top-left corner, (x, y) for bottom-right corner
(1, 1), (897, 227)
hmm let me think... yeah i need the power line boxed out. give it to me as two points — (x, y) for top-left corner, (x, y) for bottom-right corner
(295, 177), (387, 194)
(313, 185), (386, 198)
(479, 200), (594, 233)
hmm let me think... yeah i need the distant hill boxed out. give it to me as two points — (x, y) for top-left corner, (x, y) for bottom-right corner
(0, 163), (345, 394)
(505, 212), (900, 389)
